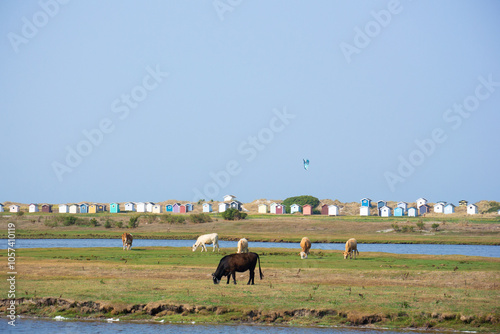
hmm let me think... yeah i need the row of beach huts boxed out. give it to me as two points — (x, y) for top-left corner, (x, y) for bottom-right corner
(0, 195), (494, 216)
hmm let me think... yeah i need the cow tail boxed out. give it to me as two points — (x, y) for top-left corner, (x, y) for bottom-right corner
(257, 254), (264, 280)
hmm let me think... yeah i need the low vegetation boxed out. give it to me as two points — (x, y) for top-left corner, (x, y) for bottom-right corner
(1, 247), (498, 331)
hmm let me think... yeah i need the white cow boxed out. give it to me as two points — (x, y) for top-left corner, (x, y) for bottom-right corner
(237, 238), (249, 253)
(192, 233), (220, 252)
(342, 238), (359, 259)
(299, 237), (311, 259)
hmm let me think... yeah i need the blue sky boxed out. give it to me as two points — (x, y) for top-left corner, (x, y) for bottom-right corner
(1, 0), (499, 205)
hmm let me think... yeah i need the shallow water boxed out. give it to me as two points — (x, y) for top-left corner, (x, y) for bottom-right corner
(1, 239), (499, 257)
(0, 318), (439, 334)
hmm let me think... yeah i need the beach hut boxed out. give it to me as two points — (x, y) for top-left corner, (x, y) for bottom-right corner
(218, 202), (229, 213)
(328, 205), (339, 216)
(125, 202), (136, 212)
(360, 206), (370, 216)
(397, 202), (408, 213)
(290, 204), (301, 214)
(110, 203), (120, 213)
(69, 204), (79, 214)
(146, 202), (155, 212)
(270, 203), (278, 214)
(180, 204), (187, 213)
(257, 204), (268, 214)
(185, 203), (193, 212)
(394, 207), (404, 217)
(380, 206), (392, 217)
(419, 204), (430, 215)
(89, 204), (97, 214)
(407, 207), (418, 217)
(321, 204), (329, 215)
(59, 204), (68, 213)
(89, 204), (105, 213)
(203, 203), (213, 213)
(172, 203), (181, 213)
(10, 205), (20, 213)
(433, 202), (445, 214)
(459, 200), (468, 207)
(0, 204), (3, 212)
(275, 204), (285, 214)
(416, 198), (428, 208)
(444, 203), (455, 214)
(41, 204), (52, 213)
(230, 201), (242, 211)
(360, 198), (372, 207)
(29, 203), (39, 213)
(165, 204), (173, 212)
(223, 195), (236, 202)
(136, 202), (146, 213)
(79, 203), (89, 214)
(303, 204), (312, 216)
(152, 204), (162, 213)
(467, 204), (478, 215)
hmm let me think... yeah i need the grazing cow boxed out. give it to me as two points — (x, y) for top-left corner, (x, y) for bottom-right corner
(342, 238), (359, 259)
(212, 252), (263, 285)
(237, 238), (249, 253)
(122, 233), (133, 251)
(192, 233), (219, 252)
(299, 237), (311, 259)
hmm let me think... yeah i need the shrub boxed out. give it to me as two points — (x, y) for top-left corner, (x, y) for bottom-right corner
(416, 221), (425, 230)
(188, 213), (212, 224)
(401, 225), (414, 233)
(104, 220), (112, 229)
(63, 216), (77, 226)
(116, 221), (123, 228)
(431, 223), (440, 231)
(391, 223), (401, 232)
(128, 215), (140, 228)
(16, 211), (24, 217)
(485, 201), (500, 213)
(89, 218), (99, 227)
(44, 221), (58, 227)
(221, 208), (247, 220)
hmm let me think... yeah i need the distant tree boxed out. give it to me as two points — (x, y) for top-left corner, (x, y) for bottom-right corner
(282, 195), (320, 213)
(221, 208), (247, 221)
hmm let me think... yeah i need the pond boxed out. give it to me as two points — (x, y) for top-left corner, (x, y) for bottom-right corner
(0, 317), (441, 334)
(1, 239), (499, 257)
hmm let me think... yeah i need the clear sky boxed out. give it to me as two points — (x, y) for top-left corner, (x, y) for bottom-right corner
(1, 0), (499, 205)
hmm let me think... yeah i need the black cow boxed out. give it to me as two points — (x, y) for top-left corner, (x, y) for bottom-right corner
(212, 252), (263, 285)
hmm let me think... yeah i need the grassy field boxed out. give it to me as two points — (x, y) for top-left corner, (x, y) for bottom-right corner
(0, 246), (498, 331)
(3, 212), (500, 245)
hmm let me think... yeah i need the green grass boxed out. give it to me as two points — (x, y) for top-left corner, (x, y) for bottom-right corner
(1, 247), (499, 331)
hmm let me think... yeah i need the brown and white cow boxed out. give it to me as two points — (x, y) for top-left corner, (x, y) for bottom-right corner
(342, 238), (359, 259)
(299, 237), (311, 259)
(237, 238), (249, 253)
(212, 252), (263, 285)
(122, 232), (133, 251)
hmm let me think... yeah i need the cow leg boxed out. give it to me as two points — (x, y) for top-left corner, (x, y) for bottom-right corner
(226, 274), (231, 284)
(248, 269), (255, 285)
(202, 244), (207, 252)
(232, 272), (237, 284)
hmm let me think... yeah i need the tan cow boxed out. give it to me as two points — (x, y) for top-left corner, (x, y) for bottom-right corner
(237, 238), (249, 253)
(122, 232), (133, 251)
(342, 238), (359, 259)
(299, 237), (311, 259)
(192, 233), (220, 252)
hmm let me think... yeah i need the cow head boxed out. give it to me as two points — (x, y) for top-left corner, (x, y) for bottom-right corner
(299, 251), (308, 259)
(212, 273), (220, 284)
(342, 251), (350, 259)
(192, 243), (198, 252)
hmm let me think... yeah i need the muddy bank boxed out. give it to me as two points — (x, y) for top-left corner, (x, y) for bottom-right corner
(1, 298), (498, 330)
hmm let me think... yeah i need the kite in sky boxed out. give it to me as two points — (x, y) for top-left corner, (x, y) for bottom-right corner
(303, 159), (309, 171)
